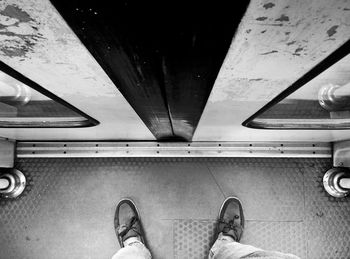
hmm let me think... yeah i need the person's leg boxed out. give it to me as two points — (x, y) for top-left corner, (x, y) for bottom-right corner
(111, 238), (151, 259)
(209, 197), (300, 259)
(208, 197), (261, 259)
(111, 198), (152, 259)
(209, 233), (261, 259)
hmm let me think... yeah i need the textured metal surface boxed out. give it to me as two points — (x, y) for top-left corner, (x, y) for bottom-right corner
(208, 158), (306, 221)
(303, 159), (350, 259)
(258, 100), (329, 119)
(174, 220), (306, 259)
(242, 221), (306, 258)
(174, 220), (216, 259)
(0, 158), (349, 259)
(16, 141), (331, 158)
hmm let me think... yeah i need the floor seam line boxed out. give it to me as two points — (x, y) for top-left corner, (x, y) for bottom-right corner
(300, 161), (308, 259)
(205, 164), (226, 199)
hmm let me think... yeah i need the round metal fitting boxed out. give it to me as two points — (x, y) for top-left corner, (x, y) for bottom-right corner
(323, 167), (350, 198)
(0, 169), (26, 199)
(318, 84), (350, 112)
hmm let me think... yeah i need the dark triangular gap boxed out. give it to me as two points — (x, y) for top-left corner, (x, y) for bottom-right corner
(160, 1), (250, 140)
(51, 0), (174, 139)
(51, 1), (250, 140)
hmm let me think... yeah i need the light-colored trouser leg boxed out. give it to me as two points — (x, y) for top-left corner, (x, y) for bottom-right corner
(208, 233), (261, 259)
(112, 238), (152, 259)
(208, 233), (301, 259)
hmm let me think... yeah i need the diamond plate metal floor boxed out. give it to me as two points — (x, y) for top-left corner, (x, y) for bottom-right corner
(0, 158), (349, 259)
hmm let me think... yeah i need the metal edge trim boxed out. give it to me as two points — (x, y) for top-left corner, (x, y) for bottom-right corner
(16, 141), (331, 158)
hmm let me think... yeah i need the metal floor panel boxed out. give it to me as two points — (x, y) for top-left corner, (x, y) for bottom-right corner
(0, 158), (349, 259)
(174, 220), (306, 259)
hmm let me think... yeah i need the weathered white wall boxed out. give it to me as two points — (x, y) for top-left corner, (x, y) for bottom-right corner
(0, 0), (155, 140)
(194, 0), (350, 142)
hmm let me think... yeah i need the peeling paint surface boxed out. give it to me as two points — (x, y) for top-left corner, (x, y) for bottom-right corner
(0, 5), (43, 58)
(327, 25), (339, 37)
(263, 2), (275, 9)
(275, 14), (289, 22)
(194, 0), (350, 141)
(0, 0), (154, 140)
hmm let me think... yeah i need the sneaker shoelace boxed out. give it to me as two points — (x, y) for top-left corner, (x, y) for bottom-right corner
(118, 216), (141, 240)
(218, 217), (242, 241)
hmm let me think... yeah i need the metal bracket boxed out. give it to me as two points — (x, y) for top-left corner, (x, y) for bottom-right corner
(0, 169), (26, 199)
(323, 167), (350, 198)
(0, 138), (15, 167)
(333, 140), (350, 167)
